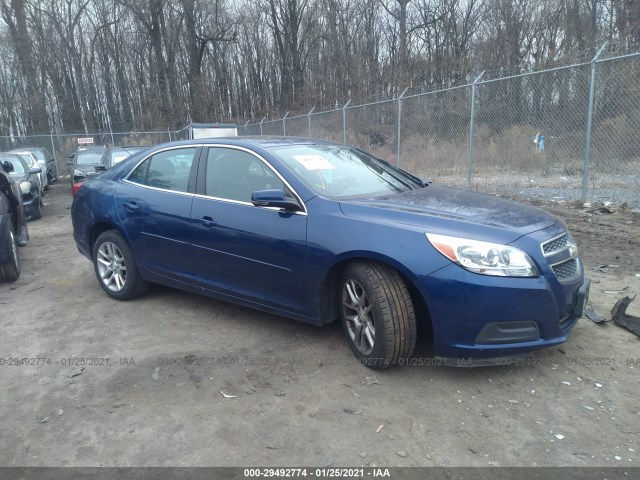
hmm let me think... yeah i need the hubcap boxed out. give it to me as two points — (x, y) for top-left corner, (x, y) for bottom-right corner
(341, 279), (375, 355)
(96, 242), (127, 292)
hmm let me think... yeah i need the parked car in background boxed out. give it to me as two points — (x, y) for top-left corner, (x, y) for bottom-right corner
(0, 154), (42, 221)
(8, 150), (47, 193)
(18, 147), (58, 183)
(0, 158), (30, 282)
(67, 146), (106, 186)
(71, 138), (588, 368)
(70, 147), (149, 198)
(99, 146), (148, 170)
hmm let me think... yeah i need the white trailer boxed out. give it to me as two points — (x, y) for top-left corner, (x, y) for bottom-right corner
(184, 123), (238, 139)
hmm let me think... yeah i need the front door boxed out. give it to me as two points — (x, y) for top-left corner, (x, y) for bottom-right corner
(190, 146), (307, 312)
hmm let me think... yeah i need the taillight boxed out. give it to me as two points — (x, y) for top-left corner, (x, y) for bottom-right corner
(72, 182), (84, 198)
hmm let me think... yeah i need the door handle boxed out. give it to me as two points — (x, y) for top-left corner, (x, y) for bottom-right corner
(200, 216), (217, 228)
(123, 201), (139, 212)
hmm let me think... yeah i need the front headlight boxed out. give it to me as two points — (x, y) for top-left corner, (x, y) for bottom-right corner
(426, 233), (539, 277)
(73, 169), (86, 178)
(19, 181), (32, 195)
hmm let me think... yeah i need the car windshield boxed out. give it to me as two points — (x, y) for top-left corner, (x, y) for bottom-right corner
(11, 152), (35, 166)
(27, 149), (45, 161)
(111, 152), (131, 165)
(271, 144), (422, 198)
(2, 157), (26, 175)
(76, 151), (104, 165)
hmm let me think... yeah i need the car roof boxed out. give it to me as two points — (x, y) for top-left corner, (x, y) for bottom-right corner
(77, 146), (106, 150)
(147, 136), (338, 150)
(8, 149), (35, 154)
(107, 146), (146, 151)
(6, 150), (37, 161)
(17, 147), (47, 152)
(0, 153), (22, 160)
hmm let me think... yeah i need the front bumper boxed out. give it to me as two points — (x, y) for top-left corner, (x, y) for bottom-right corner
(22, 194), (40, 221)
(416, 264), (588, 360)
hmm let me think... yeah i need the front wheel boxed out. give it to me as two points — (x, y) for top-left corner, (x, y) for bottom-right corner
(31, 195), (42, 220)
(0, 228), (20, 282)
(92, 230), (150, 300)
(339, 262), (416, 369)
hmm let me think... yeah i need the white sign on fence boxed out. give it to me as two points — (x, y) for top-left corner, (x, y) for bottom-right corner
(77, 137), (94, 145)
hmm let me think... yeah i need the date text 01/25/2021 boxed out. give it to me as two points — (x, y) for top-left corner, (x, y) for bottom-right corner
(243, 468), (390, 478)
(0, 357), (135, 367)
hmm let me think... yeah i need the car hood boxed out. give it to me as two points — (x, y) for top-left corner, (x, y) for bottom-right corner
(339, 185), (558, 243)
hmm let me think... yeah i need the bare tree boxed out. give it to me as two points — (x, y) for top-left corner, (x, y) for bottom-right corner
(1, 0), (49, 132)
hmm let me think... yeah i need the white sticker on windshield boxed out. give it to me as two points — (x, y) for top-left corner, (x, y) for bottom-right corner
(292, 154), (335, 171)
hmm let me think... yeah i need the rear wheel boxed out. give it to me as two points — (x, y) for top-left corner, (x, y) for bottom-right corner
(49, 163), (58, 182)
(0, 228), (20, 282)
(93, 230), (150, 300)
(339, 262), (416, 369)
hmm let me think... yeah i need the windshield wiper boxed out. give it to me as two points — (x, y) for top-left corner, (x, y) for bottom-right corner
(353, 148), (429, 189)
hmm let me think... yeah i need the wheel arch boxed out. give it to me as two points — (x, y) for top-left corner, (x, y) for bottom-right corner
(317, 252), (432, 333)
(88, 221), (121, 252)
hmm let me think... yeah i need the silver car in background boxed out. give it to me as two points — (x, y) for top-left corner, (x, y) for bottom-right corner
(8, 150), (47, 193)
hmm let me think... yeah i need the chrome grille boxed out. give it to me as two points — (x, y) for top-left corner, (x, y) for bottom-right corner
(552, 259), (579, 281)
(543, 234), (570, 255)
(542, 232), (580, 283)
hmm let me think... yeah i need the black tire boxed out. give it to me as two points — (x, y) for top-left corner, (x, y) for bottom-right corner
(0, 228), (21, 282)
(339, 261), (416, 369)
(92, 230), (150, 300)
(49, 163), (58, 183)
(31, 196), (43, 220)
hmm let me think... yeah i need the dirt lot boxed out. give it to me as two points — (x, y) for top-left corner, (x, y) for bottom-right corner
(1, 181), (639, 468)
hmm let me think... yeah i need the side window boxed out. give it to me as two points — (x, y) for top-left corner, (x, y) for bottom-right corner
(205, 148), (284, 202)
(128, 158), (149, 184)
(127, 148), (196, 193)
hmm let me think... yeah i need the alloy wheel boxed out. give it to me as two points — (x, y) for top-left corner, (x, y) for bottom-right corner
(341, 278), (376, 355)
(96, 241), (127, 292)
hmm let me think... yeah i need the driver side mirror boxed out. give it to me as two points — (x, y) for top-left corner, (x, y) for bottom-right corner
(251, 189), (301, 212)
(2, 160), (14, 173)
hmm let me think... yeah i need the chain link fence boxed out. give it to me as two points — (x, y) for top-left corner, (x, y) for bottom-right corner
(1, 49), (637, 207)
(240, 49), (640, 208)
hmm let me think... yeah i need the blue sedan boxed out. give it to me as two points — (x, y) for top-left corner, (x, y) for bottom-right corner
(71, 138), (589, 368)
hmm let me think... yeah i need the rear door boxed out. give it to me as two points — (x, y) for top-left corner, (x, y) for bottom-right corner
(116, 146), (200, 284)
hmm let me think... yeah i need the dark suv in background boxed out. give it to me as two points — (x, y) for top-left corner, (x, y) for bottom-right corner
(67, 146), (106, 186)
(99, 146), (147, 170)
